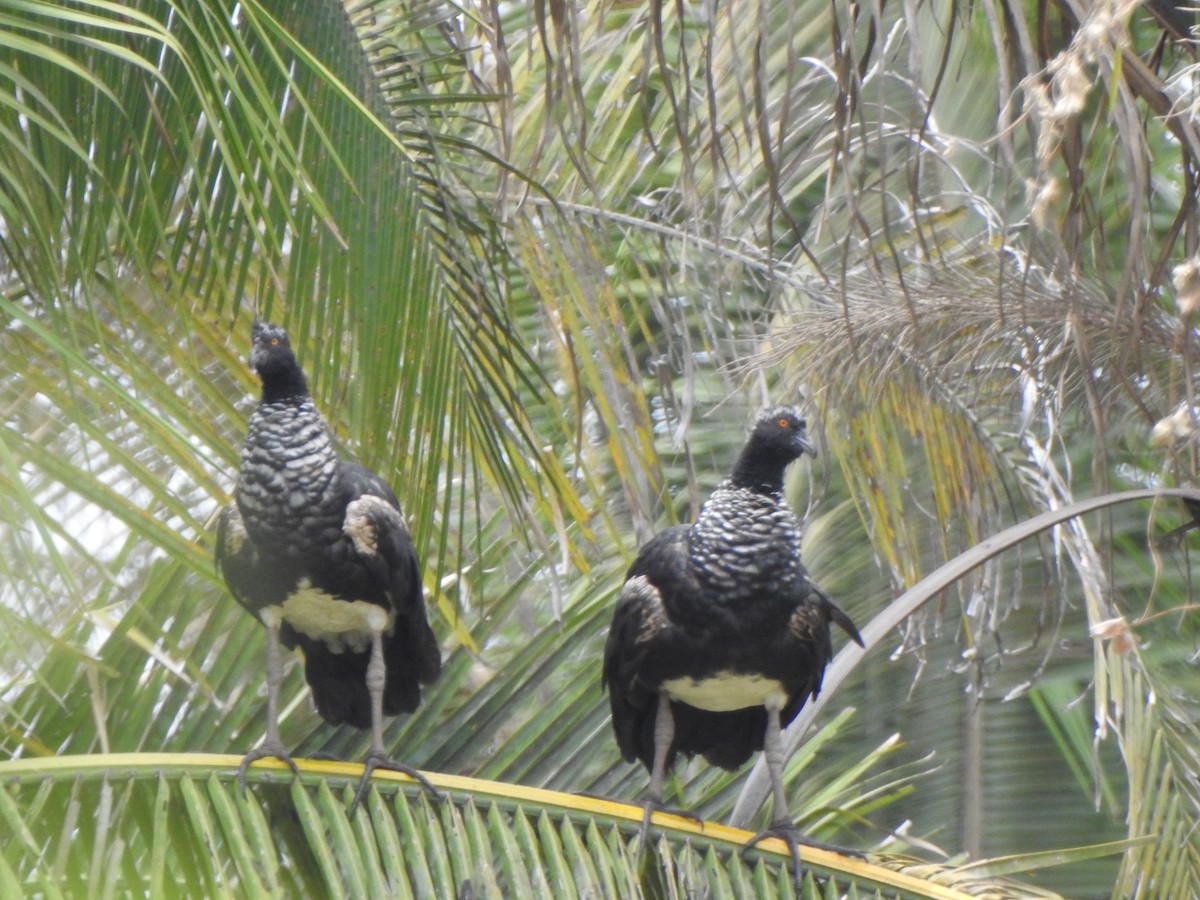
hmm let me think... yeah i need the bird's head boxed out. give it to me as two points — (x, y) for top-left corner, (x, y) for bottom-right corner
(248, 321), (308, 400)
(751, 407), (816, 459)
(731, 406), (816, 490)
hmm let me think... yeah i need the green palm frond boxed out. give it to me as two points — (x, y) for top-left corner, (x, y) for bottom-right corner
(0, 753), (1052, 900)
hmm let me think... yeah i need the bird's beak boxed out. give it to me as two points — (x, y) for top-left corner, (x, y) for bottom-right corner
(798, 431), (817, 458)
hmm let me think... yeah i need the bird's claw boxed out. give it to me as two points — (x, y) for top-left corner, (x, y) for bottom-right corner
(349, 750), (444, 815)
(643, 799), (703, 829)
(741, 820), (861, 887)
(569, 788), (703, 831)
(236, 741), (300, 790)
(636, 798), (704, 851)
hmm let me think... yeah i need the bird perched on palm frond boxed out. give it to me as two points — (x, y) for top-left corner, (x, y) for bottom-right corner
(215, 321), (441, 812)
(603, 407), (864, 884)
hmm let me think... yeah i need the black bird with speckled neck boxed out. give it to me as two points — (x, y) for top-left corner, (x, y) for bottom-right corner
(216, 322), (441, 811)
(602, 407), (863, 883)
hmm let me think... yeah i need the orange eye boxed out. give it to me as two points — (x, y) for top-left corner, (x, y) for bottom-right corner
(270, 338), (280, 346)
(778, 417), (790, 428)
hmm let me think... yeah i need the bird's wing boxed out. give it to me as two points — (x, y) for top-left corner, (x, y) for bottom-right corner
(339, 461), (401, 506)
(215, 501), (267, 613)
(602, 573), (669, 764)
(340, 464), (441, 684)
(602, 526), (691, 764)
(625, 525), (695, 616)
(776, 575), (863, 723)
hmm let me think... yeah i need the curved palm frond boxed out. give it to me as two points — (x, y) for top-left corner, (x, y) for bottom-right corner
(0, 752), (1070, 900)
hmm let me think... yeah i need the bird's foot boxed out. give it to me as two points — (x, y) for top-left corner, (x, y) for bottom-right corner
(637, 800), (657, 855)
(635, 798), (704, 850)
(349, 749), (445, 815)
(236, 741), (300, 790)
(741, 820), (862, 887)
(644, 799), (703, 829)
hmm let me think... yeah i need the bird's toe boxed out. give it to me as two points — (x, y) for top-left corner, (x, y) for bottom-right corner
(741, 821), (861, 887)
(236, 742), (300, 790)
(634, 796), (705, 854)
(742, 823), (807, 888)
(640, 798), (703, 830)
(349, 750), (443, 815)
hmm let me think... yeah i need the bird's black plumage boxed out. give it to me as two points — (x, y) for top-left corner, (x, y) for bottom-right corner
(602, 406), (862, 880)
(215, 322), (440, 806)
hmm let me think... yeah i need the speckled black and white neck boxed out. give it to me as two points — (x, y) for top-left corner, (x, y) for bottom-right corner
(687, 480), (804, 598)
(683, 407), (812, 600)
(235, 397), (348, 553)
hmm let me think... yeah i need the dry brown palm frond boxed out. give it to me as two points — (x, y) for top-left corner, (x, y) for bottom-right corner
(756, 256), (1186, 409)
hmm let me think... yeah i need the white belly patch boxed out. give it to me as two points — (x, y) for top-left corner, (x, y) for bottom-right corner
(273, 581), (391, 653)
(662, 672), (787, 712)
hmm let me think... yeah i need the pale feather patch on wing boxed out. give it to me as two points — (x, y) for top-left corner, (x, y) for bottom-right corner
(622, 575), (668, 643)
(277, 579), (392, 653)
(662, 671), (788, 712)
(787, 603), (822, 641)
(344, 494), (408, 556)
(217, 503), (248, 555)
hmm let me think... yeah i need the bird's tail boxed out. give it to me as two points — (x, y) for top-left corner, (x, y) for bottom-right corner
(814, 583), (865, 647)
(379, 611), (441, 716)
(301, 640), (374, 729)
(829, 601), (864, 647)
(297, 615), (440, 729)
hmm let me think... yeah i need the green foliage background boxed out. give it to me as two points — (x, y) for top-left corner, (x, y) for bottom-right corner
(2, 0), (1200, 896)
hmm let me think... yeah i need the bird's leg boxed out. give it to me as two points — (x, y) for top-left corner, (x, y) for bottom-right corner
(741, 701), (861, 887)
(765, 702), (791, 824)
(238, 609), (300, 789)
(637, 692), (674, 850)
(349, 623), (443, 815)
